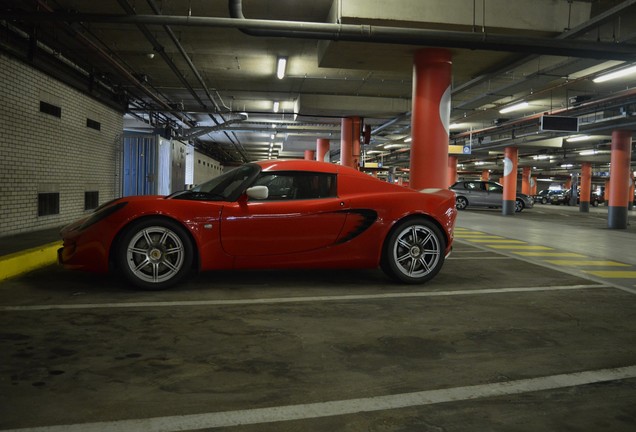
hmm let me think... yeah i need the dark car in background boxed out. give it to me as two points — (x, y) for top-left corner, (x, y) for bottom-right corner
(550, 190), (602, 206)
(534, 189), (564, 204)
(450, 180), (534, 212)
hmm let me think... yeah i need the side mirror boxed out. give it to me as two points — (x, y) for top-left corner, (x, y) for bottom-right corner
(246, 185), (269, 200)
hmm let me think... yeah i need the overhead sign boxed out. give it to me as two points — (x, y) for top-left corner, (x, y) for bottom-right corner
(449, 143), (471, 154)
(540, 115), (579, 132)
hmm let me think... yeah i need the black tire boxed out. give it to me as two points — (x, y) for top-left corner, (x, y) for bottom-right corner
(116, 218), (193, 290)
(515, 199), (524, 213)
(381, 218), (446, 284)
(592, 199), (599, 207)
(541, 197), (548, 204)
(456, 196), (468, 210)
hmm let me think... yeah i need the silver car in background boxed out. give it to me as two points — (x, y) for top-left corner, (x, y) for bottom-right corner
(450, 180), (534, 212)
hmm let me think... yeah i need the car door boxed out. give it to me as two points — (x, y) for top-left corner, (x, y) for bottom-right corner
(463, 181), (488, 206)
(220, 171), (348, 256)
(483, 181), (504, 206)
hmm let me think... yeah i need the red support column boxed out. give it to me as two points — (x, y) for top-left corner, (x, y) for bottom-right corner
(629, 174), (635, 210)
(352, 117), (361, 170)
(608, 130), (632, 229)
(521, 167), (531, 195)
(304, 150), (315, 161)
(604, 180), (610, 206)
(316, 138), (330, 162)
(340, 118), (353, 167)
(531, 177), (538, 196)
(502, 146), (519, 215)
(580, 162), (592, 213)
(448, 156), (458, 187)
(481, 170), (490, 181)
(564, 178), (572, 190)
(409, 48), (452, 190)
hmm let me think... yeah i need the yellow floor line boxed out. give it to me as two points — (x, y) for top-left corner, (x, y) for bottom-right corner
(488, 245), (555, 250)
(0, 242), (61, 281)
(585, 271), (636, 278)
(455, 235), (504, 239)
(545, 260), (630, 267)
(468, 239), (527, 244)
(514, 252), (586, 258)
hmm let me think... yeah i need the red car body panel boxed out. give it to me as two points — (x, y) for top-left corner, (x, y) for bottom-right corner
(59, 160), (457, 276)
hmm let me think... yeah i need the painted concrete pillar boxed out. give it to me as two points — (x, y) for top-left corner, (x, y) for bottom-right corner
(448, 156), (458, 187)
(531, 177), (538, 196)
(340, 118), (353, 167)
(604, 180), (610, 206)
(316, 138), (330, 162)
(481, 170), (490, 181)
(502, 146), (519, 215)
(580, 162), (592, 213)
(521, 167), (531, 195)
(608, 130), (632, 229)
(409, 48), (452, 190)
(564, 178), (572, 190)
(304, 150), (315, 161)
(352, 117), (361, 170)
(629, 174), (635, 210)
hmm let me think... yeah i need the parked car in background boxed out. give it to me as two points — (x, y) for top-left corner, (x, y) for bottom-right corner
(59, 160), (458, 290)
(450, 180), (533, 212)
(550, 190), (602, 207)
(534, 189), (564, 204)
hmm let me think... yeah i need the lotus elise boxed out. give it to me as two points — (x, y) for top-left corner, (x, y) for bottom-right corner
(59, 160), (457, 290)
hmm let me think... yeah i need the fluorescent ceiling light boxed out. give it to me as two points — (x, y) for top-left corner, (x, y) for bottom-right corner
(273, 101), (280, 113)
(499, 101), (528, 114)
(276, 56), (287, 79)
(561, 164), (573, 168)
(385, 144), (409, 149)
(579, 149), (597, 156)
(533, 155), (550, 160)
(566, 135), (590, 142)
(593, 64), (636, 83)
(404, 137), (412, 143)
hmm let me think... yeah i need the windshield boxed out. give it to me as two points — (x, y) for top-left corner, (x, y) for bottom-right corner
(190, 163), (260, 201)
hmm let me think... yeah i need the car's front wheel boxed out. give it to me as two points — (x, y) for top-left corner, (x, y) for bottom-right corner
(456, 196), (468, 210)
(381, 218), (446, 284)
(541, 197), (548, 204)
(515, 199), (524, 213)
(117, 218), (193, 290)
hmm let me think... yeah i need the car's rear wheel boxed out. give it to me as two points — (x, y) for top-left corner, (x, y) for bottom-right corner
(117, 218), (193, 290)
(541, 197), (548, 204)
(456, 196), (468, 210)
(381, 218), (446, 284)
(515, 199), (524, 212)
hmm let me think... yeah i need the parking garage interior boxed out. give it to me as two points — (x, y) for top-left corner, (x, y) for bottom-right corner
(1, 1), (636, 431)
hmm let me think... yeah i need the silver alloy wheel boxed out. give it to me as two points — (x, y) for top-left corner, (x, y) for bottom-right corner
(515, 199), (523, 212)
(456, 197), (468, 210)
(125, 226), (185, 284)
(392, 224), (441, 279)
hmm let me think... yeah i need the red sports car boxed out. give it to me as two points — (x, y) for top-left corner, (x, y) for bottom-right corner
(59, 160), (457, 290)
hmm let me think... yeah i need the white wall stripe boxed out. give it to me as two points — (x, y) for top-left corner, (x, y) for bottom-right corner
(4, 365), (636, 432)
(0, 284), (607, 312)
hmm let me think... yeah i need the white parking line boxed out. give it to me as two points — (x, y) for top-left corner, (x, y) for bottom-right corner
(5, 365), (636, 432)
(0, 284), (608, 311)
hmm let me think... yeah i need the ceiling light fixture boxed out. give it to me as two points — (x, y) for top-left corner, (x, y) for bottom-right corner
(579, 149), (597, 156)
(276, 56), (287, 80)
(566, 135), (590, 142)
(499, 101), (529, 114)
(404, 137), (412, 143)
(593, 64), (636, 83)
(273, 101), (280, 113)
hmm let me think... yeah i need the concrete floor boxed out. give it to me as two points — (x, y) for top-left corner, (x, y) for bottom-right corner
(1, 204), (636, 431)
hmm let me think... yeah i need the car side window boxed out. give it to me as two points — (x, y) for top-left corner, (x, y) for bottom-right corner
(251, 172), (337, 201)
(486, 182), (503, 193)
(465, 181), (480, 191)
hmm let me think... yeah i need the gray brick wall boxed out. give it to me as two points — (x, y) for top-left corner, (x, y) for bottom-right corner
(0, 53), (123, 237)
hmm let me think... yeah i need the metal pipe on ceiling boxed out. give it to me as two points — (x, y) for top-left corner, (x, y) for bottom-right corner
(6, 11), (636, 61)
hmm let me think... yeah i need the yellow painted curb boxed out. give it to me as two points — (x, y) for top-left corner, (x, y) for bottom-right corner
(0, 242), (61, 281)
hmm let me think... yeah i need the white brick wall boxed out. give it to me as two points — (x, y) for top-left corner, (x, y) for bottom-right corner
(0, 53), (123, 237)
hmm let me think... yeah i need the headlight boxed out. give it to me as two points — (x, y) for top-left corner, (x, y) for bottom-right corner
(79, 202), (128, 230)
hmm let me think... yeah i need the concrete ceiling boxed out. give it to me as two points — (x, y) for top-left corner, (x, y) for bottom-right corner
(1, 0), (636, 178)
